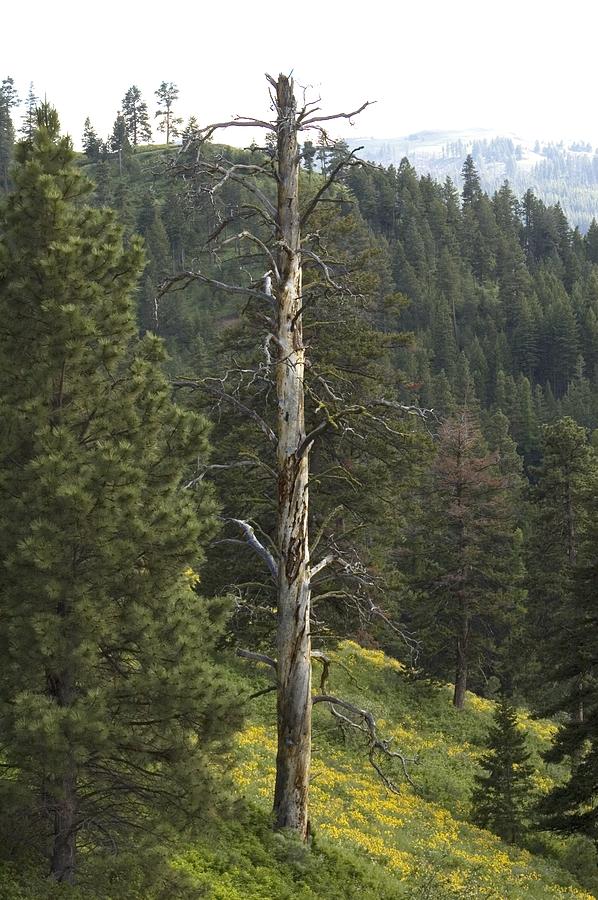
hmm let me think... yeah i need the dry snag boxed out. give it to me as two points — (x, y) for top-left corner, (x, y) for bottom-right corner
(164, 73), (417, 838)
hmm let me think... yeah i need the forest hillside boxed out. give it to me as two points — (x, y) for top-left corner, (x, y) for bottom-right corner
(3, 79), (598, 898)
(347, 130), (598, 232)
(1, 643), (594, 899)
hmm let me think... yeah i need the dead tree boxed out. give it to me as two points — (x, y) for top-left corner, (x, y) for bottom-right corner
(163, 73), (422, 839)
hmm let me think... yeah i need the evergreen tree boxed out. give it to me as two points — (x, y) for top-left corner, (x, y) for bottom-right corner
(541, 731), (598, 845)
(155, 81), (182, 145)
(110, 111), (131, 157)
(81, 116), (101, 161)
(585, 218), (598, 265)
(121, 86), (152, 146)
(460, 155), (498, 281)
(461, 155), (483, 207)
(302, 139), (316, 174)
(0, 76), (18, 191)
(511, 374), (539, 459)
(471, 696), (534, 843)
(525, 418), (597, 716)
(409, 410), (524, 708)
(540, 467), (598, 841)
(136, 193), (171, 333)
(92, 156), (113, 207)
(19, 82), (38, 141)
(181, 115), (201, 144)
(0, 105), (240, 881)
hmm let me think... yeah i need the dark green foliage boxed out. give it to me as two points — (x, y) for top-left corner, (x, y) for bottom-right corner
(472, 696), (534, 842)
(0, 76), (18, 191)
(406, 411), (524, 707)
(19, 82), (38, 141)
(585, 219), (598, 264)
(136, 193), (171, 333)
(525, 419), (597, 715)
(539, 426), (598, 844)
(122, 85), (152, 146)
(541, 732), (598, 845)
(302, 139), (316, 173)
(344, 151), (598, 459)
(0, 106), (241, 878)
(155, 81), (182, 145)
(81, 116), (101, 161)
(110, 111), (131, 154)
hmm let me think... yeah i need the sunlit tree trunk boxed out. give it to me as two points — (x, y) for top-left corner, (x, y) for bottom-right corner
(271, 75), (312, 838)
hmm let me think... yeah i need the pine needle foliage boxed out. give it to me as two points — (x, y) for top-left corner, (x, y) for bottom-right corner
(0, 105), (241, 880)
(471, 696), (534, 843)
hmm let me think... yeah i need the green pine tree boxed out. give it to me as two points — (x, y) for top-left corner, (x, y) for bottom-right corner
(525, 418), (597, 717)
(0, 76), (18, 191)
(154, 81), (182, 145)
(122, 85), (152, 146)
(408, 410), (525, 708)
(19, 82), (38, 141)
(472, 696), (534, 843)
(110, 111), (131, 155)
(81, 116), (101, 161)
(0, 105), (241, 882)
(136, 193), (171, 334)
(540, 470), (598, 841)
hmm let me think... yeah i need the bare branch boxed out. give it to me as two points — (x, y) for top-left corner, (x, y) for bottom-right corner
(174, 379), (277, 447)
(300, 248), (344, 292)
(301, 101), (375, 127)
(158, 270), (274, 305)
(237, 648), (278, 672)
(297, 419), (331, 458)
(312, 694), (416, 791)
(229, 518), (278, 578)
(248, 684), (278, 701)
(183, 460), (257, 490)
(310, 554), (337, 579)
(311, 649), (331, 692)
(193, 117), (275, 144)
(372, 399), (436, 420)
(197, 158), (278, 220)
(300, 148), (364, 227)
(221, 230), (280, 283)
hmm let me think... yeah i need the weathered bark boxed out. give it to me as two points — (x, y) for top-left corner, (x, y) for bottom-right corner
(169, 74), (371, 838)
(47, 669), (78, 882)
(453, 597), (469, 710)
(271, 75), (312, 838)
(50, 767), (77, 883)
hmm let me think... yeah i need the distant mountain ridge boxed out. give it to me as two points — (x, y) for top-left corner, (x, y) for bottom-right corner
(347, 129), (598, 232)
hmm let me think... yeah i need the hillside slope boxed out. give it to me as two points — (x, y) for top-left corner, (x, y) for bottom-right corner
(347, 129), (598, 231)
(1, 642), (595, 898)
(227, 642), (595, 899)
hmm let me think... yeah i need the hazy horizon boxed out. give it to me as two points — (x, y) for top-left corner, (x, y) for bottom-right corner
(6, 0), (598, 149)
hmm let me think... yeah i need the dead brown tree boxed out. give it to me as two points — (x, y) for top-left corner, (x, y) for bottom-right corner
(162, 73), (423, 839)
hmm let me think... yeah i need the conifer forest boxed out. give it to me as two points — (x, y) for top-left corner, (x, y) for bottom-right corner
(5, 70), (598, 899)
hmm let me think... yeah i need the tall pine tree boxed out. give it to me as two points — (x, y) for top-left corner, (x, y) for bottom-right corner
(0, 76), (18, 191)
(0, 106), (240, 882)
(121, 85), (152, 146)
(472, 696), (534, 843)
(408, 410), (524, 708)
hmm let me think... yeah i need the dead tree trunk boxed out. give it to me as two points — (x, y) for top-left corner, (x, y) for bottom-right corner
(165, 73), (374, 840)
(271, 75), (312, 837)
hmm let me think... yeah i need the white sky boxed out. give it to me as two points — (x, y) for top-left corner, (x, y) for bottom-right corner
(5, 0), (598, 148)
